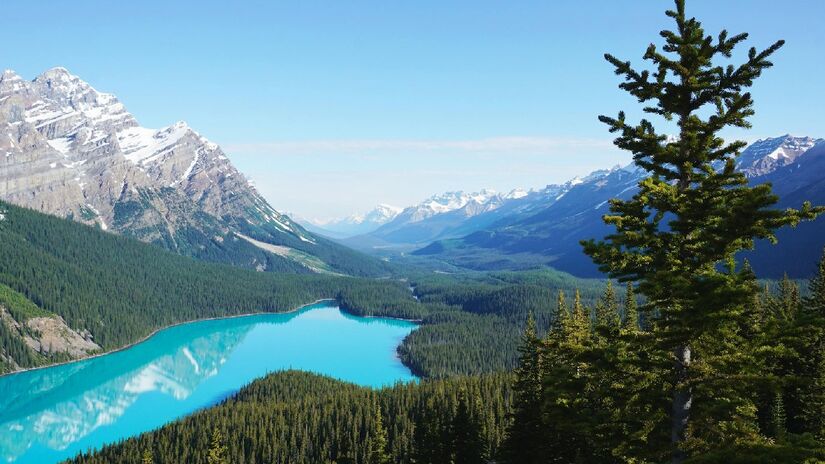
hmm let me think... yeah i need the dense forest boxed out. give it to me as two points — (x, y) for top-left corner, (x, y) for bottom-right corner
(67, 370), (513, 464)
(11, 2), (825, 463)
(65, 263), (825, 463)
(0, 200), (336, 372)
(0, 199), (601, 377)
(501, 1), (825, 462)
(502, 260), (825, 463)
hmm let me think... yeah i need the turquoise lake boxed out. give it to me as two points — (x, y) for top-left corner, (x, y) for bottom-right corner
(0, 303), (418, 464)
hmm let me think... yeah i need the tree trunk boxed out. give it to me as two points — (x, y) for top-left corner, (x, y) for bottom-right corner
(672, 345), (691, 463)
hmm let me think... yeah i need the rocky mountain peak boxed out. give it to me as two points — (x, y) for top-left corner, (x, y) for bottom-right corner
(0, 69), (30, 98)
(34, 67), (105, 104)
(0, 67), (322, 266)
(504, 188), (529, 200)
(738, 134), (822, 177)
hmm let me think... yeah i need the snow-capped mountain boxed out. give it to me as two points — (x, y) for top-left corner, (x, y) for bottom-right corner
(340, 187), (543, 249)
(0, 68), (384, 276)
(737, 135), (822, 177)
(298, 204), (403, 238)
(504, 188), (529, 200)
(401, 189), (505, 222)
(359, 203), (403, 224)
(413, 135), (825, 278)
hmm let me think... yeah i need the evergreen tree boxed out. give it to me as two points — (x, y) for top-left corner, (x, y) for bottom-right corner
(797, 249), (825, 438)
(770, 391), (787, 440)
(568, 289), (590, 346)
(141, 449), (153, 464)
(367, 402), (391, 464)
(502, 313), (544, 464)
(595, 281), (620, 330)
(775, 274), (801, 320)
(555, 290), (569, 330)
(541, 288), (598, 462)
(808, 249), (825, 315)
(582, 1), (823, 461)
(453, 389), (485, 464)
(207, 428), (228, 464)
(622, 282), (638, 332)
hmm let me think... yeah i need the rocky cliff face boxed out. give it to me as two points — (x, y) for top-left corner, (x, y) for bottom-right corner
(0, 68), (380, 275)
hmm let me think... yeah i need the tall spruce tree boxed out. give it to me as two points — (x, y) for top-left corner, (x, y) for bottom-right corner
(582, 1), (823, 461)
(595, 281), (621, 330)
(367, 402), (391, 464)
(453, 389), (485, 464)
(808, 249), (825, 314)
(207, 429), (228, 464)
(797, 249), (825, 437)
(502, 313), (545, 464)
(623, 282), (639, 332)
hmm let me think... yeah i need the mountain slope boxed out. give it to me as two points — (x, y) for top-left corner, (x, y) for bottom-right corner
(414, 135), (825, 278)
(0, 68), (385, 276)
(67, 371), (512, 464)
(744, 141), (825, 277)
(0, 201), (426, 374)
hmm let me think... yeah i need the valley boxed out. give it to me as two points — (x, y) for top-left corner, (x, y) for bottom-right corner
(315, 136), (825, 278)
(1, 1), (824, 463)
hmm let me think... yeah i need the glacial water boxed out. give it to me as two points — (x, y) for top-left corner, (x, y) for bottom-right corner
(0, 303), (418, 463)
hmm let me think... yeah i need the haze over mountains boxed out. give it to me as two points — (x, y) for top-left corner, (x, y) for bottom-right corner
(321, 135), (825, 278)
(1, 68), (822, 280)
(0, 68), (384, 276)
(298, 204), (403, 239)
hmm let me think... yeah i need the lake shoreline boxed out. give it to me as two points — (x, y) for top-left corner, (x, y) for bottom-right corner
(1, 299), (421, 464)
(0, 298), (338, 379)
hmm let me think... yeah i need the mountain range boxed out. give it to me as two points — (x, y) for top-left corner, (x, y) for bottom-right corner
(336, 135), (825, 278)
(2, 68), (821, 280)
(0, 68), (385, 277)
(297, 204), (403, 239)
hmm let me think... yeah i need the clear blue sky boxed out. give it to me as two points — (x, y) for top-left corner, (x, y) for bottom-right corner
(3, 1), (823, 219)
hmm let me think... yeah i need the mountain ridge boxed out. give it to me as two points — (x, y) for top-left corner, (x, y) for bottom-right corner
(411, 135), (825, 277)
(0, 68), (386, 276)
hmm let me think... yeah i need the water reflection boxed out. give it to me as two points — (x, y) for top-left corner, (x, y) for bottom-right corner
(0, 304), (417, 463)
(0, 316), (255, 461)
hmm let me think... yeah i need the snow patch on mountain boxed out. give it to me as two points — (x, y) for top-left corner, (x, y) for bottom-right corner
(737, 135), (823, 177)
(118, 122), (190, 165)
(0, 67), (318, 257)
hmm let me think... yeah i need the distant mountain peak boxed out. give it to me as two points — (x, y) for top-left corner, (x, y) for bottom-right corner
(1, 69), (22, 80)
(738, 135), (822, 177)
(505, 188), (528, 200)
(0, 69), (29, 96)
(34, 66), (111, 102)
(296, 203), (403, 238)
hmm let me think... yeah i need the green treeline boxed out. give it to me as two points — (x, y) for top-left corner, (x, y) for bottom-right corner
(393, 272), (614, 378)
(502, 260), (825, 462)
(0, 200), (601, 378)
(67, 370), (512, 464)
(0, 201), (415, 373)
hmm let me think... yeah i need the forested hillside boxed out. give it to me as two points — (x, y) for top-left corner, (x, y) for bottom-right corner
(0, 201), (331, 372)
(499, 263), (825, 463)
(67, 370), (512, 464)
(342, 269), (608, 378)
(0, 200), (604, 377)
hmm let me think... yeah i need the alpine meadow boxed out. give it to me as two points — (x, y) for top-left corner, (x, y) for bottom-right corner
(1, 1), (825, 464)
